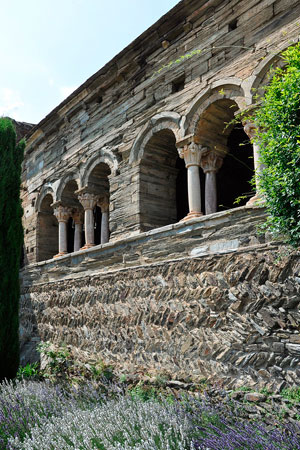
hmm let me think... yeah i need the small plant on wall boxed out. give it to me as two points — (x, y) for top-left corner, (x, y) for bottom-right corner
(251, 43), (300, 247)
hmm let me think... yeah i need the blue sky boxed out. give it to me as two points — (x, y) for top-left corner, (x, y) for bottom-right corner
(0, 0), (179, 124)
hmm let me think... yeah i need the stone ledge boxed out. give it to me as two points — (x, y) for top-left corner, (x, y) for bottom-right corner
(21, 205), (267, 286)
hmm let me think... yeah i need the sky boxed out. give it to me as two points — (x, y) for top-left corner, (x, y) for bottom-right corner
(0, 0), (179, 125)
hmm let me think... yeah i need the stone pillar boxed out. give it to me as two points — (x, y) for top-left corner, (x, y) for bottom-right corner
(98, 197), (110, 244)
(200, 150), (223, 215)
(73, 210), (84, 252)
(178, 142), (205, 220)
(53, 205), (71, 257)
(77, 192), (97, 249)
(244, 122), (264, 206)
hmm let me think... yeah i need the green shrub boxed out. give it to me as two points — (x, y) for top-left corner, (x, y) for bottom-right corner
(16, 363), (40, 380)
(252, 44), (300, 247)
(0, 118), (25, 380)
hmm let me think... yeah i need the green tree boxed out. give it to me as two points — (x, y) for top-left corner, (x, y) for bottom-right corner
(0, 118), (25, 380)
(253, 44), (300, 247)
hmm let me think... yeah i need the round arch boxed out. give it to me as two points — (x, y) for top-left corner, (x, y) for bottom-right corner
(35, 185), (55, 212)
(56, 173), (80, 203)
(247, 49), (289, 103)
(139, 126), (188, 231)
(129, 112), (183, 164)
(81, 149), (119, 187)
(36, 191), (58, 261)
(193, 95), (254, 213)
(183, 81), (246, 137)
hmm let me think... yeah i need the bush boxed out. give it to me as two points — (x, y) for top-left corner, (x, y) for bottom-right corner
(0, 118), (25, 380)
(252, 44), (300, 247)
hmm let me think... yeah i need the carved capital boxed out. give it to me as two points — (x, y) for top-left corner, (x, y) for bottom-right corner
(243, 121), (257, 140)
(200, 150), (224, 174)
(77, 192), (97, 210)
(53, 205), (71, 223)
(178, 142), (207, 168)
(72, 209), (84, 224)
(97, 196), (109, 213)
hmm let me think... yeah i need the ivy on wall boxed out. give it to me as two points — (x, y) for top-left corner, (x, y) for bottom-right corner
(0, 118), (25, 380)
(252, 44), (300, 247)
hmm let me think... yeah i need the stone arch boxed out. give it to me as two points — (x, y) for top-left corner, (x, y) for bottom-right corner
(81, 149), (118, 187)
(246, 42), (298, 103)
(193, 96), (254, 212)
(59, 178), (83, 253)
(82, 158), (112, 246)
(129, 112), (182, 164)
(139, 126), (188, 231)
(56, 173), (80, 203)
(247, 53), (287, 103)
(183, 81), (245, 137)
(35, 185), (55, 212)
(36, 191), (58, 261)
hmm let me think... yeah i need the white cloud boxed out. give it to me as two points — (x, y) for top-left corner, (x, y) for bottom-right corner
(59, 86), (77, 99)
(0, 88), (24, 120)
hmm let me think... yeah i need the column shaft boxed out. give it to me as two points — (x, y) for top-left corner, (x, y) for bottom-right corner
(53, 205), (71, 257)
(74, 223), (82, 252)
(101, 211), (109, 244)
(187, 165), (202, 215)
(177, 142), (204, 220)
(58, 221), (68, 254)
(200, 150), (223, 215)
(77, 192), (97, 249)
(84, 208), (95, 247)
(205, 171), (217, 215)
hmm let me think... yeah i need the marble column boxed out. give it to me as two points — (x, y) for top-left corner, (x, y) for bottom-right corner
(244, 122), (264, 206)
(72, 210), (84, 252)
(53, 205), (71, 257)
(78, 192), (97, 249)
(98, 197), (110, 244)
(178, 142), (205, 219)
(200, 150), (223, 215)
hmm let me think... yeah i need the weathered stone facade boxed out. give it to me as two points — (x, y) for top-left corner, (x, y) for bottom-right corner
(20, 0), (300, 387)
(20, 208), (300, 388)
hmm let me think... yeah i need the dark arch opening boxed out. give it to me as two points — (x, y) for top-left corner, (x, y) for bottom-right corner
(217, 123), (254, 210)
(195, 98), (254, 214)
(37, 193), (58, 261)
(87, 162), (111, 244)
(67, 218), (75, 253)
(61, 180), (81, 253)
(176, 157), (189, 221)
(140, 129), (188, 231)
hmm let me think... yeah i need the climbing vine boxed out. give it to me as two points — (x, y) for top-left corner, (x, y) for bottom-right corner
(251, 44), (300, 247)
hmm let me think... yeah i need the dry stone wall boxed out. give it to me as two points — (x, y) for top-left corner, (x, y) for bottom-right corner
(20, 208), (300, 389)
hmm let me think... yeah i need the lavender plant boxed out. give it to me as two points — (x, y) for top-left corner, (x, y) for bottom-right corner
(0, 379), (104, 449)
(185, 396), (300, 450)
(9, 395), (192, 450)
(193, 421), (300, 450)
(2, 379), (300, 450)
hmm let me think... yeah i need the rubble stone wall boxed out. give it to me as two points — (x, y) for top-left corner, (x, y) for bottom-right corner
(20, 208), (300, 389)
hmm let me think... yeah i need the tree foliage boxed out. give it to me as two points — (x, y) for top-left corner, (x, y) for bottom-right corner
(253, 44), (300, 247)
(0, 118), (25, 380)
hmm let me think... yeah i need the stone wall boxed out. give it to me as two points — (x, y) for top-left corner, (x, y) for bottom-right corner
(21, 0), (300, 264)
(20, 207), (300, 389)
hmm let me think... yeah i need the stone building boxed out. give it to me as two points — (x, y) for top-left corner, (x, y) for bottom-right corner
(20, 0), (300, 387)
